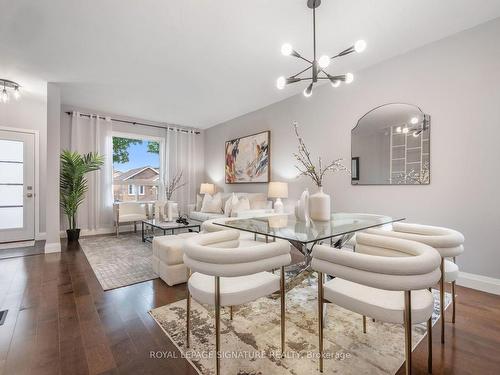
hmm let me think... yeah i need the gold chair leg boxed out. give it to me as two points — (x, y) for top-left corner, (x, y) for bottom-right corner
(404, 290), (412, 375)
(427, 316), (432, 373)
(230, 306), (233, 321)
(452, 281), (456, 324)
(215, 276), (221, 375)
(362, 315), (367, 334)
(134, 221), (137, 233)
(428, 288), (433, 373)
(186, 270), (191, 348)
(116, 221), (119, 237)
(318, 271), (324, 373)
(186, 290), (191, 348)
(280, 266), (285, 357)
(440, 258), (445, 344)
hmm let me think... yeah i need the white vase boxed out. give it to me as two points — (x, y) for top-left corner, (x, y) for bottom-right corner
(167, 201), (178, 222)
(309, 187), (331, 221)
(296, 189), (310, 224)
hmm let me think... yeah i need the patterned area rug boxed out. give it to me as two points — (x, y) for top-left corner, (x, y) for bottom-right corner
(80, 233), (158, 290)
(151, 273), (451, 375)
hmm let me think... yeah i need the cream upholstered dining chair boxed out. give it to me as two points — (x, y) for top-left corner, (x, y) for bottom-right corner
(312, 233), (441, 375)
(183, 229), (291, 375)
(367, 223), (464, 343)
(114, 202), (148, 237)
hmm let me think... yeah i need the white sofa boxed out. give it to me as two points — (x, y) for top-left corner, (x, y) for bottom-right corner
(187, 192), (273, 222)
(152, 216), (272, 286)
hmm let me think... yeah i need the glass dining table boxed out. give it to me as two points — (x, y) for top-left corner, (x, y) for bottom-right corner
(214, 212), (405, 269)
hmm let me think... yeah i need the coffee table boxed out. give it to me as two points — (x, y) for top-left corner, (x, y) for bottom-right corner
(141, 219), (201, 243)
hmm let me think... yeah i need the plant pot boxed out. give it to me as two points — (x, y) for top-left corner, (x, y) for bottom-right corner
(66, 229), (81, 241)
(309, 187), (331, 221)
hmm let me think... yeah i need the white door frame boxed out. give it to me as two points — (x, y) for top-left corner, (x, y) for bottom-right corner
(0, 125), (41, 241)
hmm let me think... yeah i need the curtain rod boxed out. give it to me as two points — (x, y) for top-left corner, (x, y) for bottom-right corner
(65, 111), (201, 135)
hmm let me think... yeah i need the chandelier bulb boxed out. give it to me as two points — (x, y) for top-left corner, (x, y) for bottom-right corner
(303, 83), (313, 97)
(330, 80), (340, 88)
(276, 76), (286, 90)
(318, 55), (330, 69)
(13, 86), (21, 100)
(354, 40), (367, 53)
(281, 43), (293, 56)
(345, 73), (354, 84)
(410, 116), (419, 125)
(1, 88), (9, 103)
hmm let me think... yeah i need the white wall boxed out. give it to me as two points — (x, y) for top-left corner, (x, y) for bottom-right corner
(204, 18), (500, 279)
(0, 89), (47, 238)
(45, 83), (61, 252)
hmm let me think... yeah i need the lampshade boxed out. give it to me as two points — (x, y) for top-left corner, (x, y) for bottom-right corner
(200, 183), (215, 195)
(268, 182), (288, 199)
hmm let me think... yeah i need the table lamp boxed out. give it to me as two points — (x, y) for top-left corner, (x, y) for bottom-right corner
(268, 181), (288, 214)
(200, 183), (215, 195)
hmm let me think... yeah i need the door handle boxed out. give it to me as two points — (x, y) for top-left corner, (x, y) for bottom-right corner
(26, 193), (33, 198)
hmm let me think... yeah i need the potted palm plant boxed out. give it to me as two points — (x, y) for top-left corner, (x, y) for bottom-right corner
(60, 150), (104, 241)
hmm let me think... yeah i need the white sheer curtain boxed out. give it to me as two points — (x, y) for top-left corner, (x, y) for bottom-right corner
(161, 128), (199, 215)
(70, 112), (113, 231)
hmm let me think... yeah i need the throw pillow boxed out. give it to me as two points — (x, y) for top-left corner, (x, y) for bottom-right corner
(231, 197), (250, 217)
(224, 193), (238, 216)
(201, 192), (223, 213)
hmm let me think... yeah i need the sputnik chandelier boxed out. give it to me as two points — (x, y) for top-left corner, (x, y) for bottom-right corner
(0, 79), (22, 103)
(276, 0), (366, 97)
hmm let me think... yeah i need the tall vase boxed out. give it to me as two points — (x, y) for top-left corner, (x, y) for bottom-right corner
(309, 187), (331, 221)
(167, 201), (178, 222)
(296, 188), (310, 225)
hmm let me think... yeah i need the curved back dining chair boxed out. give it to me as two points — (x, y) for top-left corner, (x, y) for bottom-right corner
(183, 229), (291, 375)
(312, 233), (441, 374)
(367, 222), (464, 343)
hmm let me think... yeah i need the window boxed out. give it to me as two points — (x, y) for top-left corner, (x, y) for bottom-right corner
(112, 135), (161, 202)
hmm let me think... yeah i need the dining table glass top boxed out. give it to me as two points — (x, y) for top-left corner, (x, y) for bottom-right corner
(214, 213), (404, 244)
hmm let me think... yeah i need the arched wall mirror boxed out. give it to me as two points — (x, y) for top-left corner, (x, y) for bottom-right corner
(351, 103), (430, 185)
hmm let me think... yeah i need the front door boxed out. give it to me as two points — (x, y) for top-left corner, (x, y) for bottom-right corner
(0, 130), (35, 243)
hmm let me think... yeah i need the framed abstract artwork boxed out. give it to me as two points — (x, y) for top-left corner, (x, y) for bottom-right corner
(225, 131), (270, 184)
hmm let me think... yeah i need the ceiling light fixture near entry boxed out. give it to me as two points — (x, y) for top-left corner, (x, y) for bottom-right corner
(0, 79), (22, 103)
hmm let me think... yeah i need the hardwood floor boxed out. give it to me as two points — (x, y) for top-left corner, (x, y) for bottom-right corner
(0, 240), (45, 260)
(0, 240), (499, 375)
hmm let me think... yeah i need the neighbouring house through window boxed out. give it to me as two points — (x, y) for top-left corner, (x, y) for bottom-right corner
(112, 134), (161, 202)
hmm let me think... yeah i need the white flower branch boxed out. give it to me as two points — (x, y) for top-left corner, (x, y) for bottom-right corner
(293, 122), (350, 187)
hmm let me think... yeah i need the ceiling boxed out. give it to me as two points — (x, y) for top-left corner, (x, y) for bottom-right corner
(1, 0), (500, 129)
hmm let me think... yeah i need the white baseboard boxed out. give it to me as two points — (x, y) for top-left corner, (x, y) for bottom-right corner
(36, 232), (46, 240)
(457, 272), (500, 295)
(44, 242), (61, 253)
(59, 225), (135, 238)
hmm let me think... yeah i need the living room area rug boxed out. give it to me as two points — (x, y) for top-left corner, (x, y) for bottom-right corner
(150, 272), (451, 375)
(80, 233), (158, 290)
